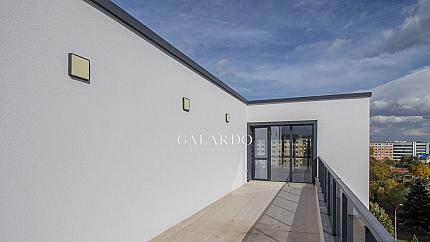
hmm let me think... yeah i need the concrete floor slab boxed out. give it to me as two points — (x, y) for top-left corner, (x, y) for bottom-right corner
(243, 183), (322, 242)
(150, 182), (322, 242)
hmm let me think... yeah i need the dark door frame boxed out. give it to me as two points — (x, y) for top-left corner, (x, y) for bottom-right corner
(247, 120), (318, 184)
(250, 126), (270, 181)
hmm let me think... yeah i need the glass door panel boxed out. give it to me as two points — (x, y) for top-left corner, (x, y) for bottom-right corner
(250, 123), (314, 183)
(270, 126), (290, 181)
(253, 127), (268, 179)
(291, 125), (313, 183)
(282, 126), (292, 182)
(254, 160), (267, 179)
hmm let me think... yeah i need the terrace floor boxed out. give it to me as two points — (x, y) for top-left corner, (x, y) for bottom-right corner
(150, 181), (323, 242)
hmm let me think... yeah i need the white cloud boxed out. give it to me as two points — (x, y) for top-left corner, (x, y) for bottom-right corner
(369, 0), (430, 56)
(371, 66), (430, 115)
(381, 29), (393, 39)
(372, 100), (390, 110)
(211, 58), (234, 77)
(327, 38), (350, 53)
(371, 115), (424, 124)
(401, 128), (430, 136)
(370, 66), (430, 141)
(230, 44), (430, 98)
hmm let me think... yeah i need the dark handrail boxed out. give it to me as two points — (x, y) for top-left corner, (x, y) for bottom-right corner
(318, 157), (394, 242)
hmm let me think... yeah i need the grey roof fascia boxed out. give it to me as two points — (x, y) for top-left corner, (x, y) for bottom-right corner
(247, 92), (372, 105)
(87, 0), (248, 104)
(86, 1), (372, 106)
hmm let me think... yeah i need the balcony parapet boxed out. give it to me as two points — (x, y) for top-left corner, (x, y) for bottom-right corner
(318, 157), (395, 242)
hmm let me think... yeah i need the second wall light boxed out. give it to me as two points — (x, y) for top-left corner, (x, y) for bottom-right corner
(182, 97), (190, 112)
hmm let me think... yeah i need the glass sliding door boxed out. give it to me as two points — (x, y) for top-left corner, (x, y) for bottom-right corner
(253, 127), (268, 180)
(270, 126), (291, 182)
(249, 123), (314, 183)
(291, 125), (313, 183)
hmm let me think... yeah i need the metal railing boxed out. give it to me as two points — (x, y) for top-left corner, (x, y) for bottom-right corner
(317, 157), (395, 242)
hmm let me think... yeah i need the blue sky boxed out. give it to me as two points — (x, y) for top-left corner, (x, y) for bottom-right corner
(113, 0), (430, 142)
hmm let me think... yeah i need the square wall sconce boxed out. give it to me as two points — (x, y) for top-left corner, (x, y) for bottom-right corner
(225, 113), (231, 123)
(182, 97), (190, 112)
(68, 53), (90, 82)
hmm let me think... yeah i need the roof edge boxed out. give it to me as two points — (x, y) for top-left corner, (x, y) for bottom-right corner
(85, 1), (372, 107)
(247, 92), (372, 105)
(87, 0), (248, 103)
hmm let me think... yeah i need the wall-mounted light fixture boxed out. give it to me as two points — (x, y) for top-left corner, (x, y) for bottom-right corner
(225, 113), (231, 123)
(182, 97), (190, 112)
(68, 53), (90, 82)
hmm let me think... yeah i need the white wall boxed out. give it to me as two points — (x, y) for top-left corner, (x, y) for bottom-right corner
(247, 98), (370, 204)
(0, 1), (247, 241)
(1, 1), (370, 242)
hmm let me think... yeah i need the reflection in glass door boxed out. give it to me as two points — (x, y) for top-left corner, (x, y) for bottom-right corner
(250, 123), (314, 183)
(270, 126), (291, 181)
(253, 127), (268, 179)
(291, 125), (313, 183)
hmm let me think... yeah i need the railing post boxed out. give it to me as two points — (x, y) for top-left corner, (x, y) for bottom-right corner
(325, 166), (328, 202)
(321, 162), (324, 192)
(342, 193), (353, 242)
(365, 226), (377, 242)
(327, 173), (331, 216)
(332, 179), (337, 236)
(326, 169), (330, 202)
(315, 157), (321, 180)
(323, 165), (326, 200)
(342, 193), (347, 242)
(321, 163), (324, 186)
(348, 199), (353, 242)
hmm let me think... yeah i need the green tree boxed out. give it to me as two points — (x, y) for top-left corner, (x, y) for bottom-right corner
(401, 155), (414, 163)
(377, 184), (405, 216)
(401, 179), (430, 232)
(369, 160), (399, 204)
(412, 163), (430, 177)
(383, 158), (396, 166)
(395, 162), (409, 168)
(370, 160), (392, 181)
(369, 202), (394, 235)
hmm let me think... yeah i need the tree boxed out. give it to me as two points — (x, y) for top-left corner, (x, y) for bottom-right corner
(401, 155), (414, 163)
(412, 163), (430, 177)
(370, 160), (392, 181)
(377, 184), (405, 216)
(410, 234), (419, 242)
(401, 179), (430, 232)
(370, 146), (375, 157)
(395, 162), (409, 168)
(369, 160), (403, 209)
(369, 202), (394, 235)
(383, 158), (396, 166)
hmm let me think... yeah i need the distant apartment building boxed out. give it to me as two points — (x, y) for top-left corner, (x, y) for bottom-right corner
(393, 141), (429, 160)
(370, 141), (430, 161)
(416, 142), (429, 157)
(370, 142), (393, 160)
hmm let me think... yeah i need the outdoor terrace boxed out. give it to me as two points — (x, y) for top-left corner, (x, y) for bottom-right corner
(151, 181), (321, 242)
(150, 158), (395, 242)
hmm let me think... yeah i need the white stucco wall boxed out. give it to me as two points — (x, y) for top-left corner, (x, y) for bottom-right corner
(0, 1), (247, 241)
(247, 98), (371, 205)
(1, 1), (370, 242)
